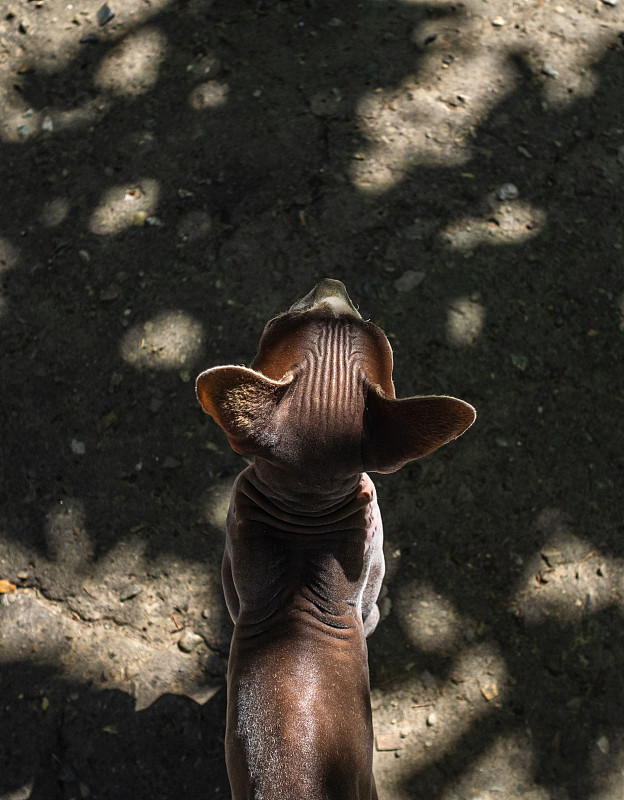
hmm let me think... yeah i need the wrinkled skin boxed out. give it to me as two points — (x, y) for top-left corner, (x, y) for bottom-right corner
(196, 279), (475, 800)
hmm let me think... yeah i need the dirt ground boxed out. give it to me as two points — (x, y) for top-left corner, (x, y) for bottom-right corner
(1, 0), (623, 798)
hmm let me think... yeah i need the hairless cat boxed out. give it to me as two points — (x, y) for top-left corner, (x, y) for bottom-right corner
(196, 279), (476, 800)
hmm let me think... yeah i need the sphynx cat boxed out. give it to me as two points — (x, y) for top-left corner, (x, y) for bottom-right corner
(196, 279), (475, 800)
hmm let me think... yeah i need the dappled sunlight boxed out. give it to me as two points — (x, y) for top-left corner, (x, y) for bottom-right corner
(40, 197), (71, 228)
(447, 730), (541, 799)
(441, 200), (546, 250)
(446, 296), (486, 347)
(589, 744), (624, 800)
(189, 81), (230, 111)
(201, 478), (237, 534)
(120, 310), (205, 371)
(393, 581), (463, 654)
(0, 99), (111, 143)
(95, 26), (168, 98)
(510, 508), (624, 623)
(349, 45), (516, 195)
(349, 0), (619, 196)
(0, 2), (172, 142)
(90, 178), (160, 235)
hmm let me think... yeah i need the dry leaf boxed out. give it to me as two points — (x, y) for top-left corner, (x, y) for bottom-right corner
(0, 580), (16, 594)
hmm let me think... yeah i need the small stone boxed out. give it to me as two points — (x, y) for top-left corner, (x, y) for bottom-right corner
(99, 284), (120, 302)
(97, 4), (114, 26)
(17, 570), (28, 580)
(179, 630), (204, 653)
(426, 711), (437, 726)
(80, 33), (100, 44)
(42, 116), (54, 132)
(491, 17), (506, 26)
(120, 584), (142, 602)
(602, 0), (618, 6)
(542, 61), (558, 78)
(394, 270), (425, 292)
(511, 353), (528, 371)
(497, 183), (519, 201)
(70, 439), (86, 455)
(125, 662), (140, 679)
(596, 735), (610, 754)
(481, 683), (499, 701)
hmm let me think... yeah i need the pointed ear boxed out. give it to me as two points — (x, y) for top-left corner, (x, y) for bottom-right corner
(196, 366), (292, 455)
(363, 387), (476, 473)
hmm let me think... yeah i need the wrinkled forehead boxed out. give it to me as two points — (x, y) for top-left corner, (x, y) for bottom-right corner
(250, 308), (395, 397)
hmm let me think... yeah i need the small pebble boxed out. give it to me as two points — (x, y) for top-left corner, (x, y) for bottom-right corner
(426, 711), (437, 727)
(596, 735), (610, 754)
(497, 183), (519, 201)
(97, 4), (114, 26)
(70, 439), (86, 455)
(542, 61), (559, 78)
(491, 17), (506, 26)
(179, 630), (204, 653)
(394, 270), (425, 292)
(602, 0), (618, 6)
(120, 584), (142, 602)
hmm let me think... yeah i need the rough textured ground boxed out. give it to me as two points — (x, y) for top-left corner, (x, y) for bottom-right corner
(1, 1), (623, 798)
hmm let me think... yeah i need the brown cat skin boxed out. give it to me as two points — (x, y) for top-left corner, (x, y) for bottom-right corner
(196, 279), (476, 800)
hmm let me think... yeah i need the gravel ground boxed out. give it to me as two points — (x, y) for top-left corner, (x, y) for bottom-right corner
(1, 1), (624, 798)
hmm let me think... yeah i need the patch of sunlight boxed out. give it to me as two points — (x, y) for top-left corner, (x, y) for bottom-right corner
(90, 178), (160, 235)
(375, 643), (508, 777)
(189, 81), (230, 110)
(0, 100), (112, 144)
(121, 310), (205, 371)
(201, 478), (236, 534)
(95, 26), (168, 97)
(394, 582), (463, 654)
(40, 197), (71, 228)
(440, 201), (546, 250)
(446, 296), (486, 347)
(44, 498), (93, 568)
(0, 237), (20, 272)
(349, 3), (617, 195)
(349, 48), (516, 195)
(0, 2), (174, 142)
(589, 744), (624, 800)
(447, 731), (544, 800)
(511, 508), (621, 624)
